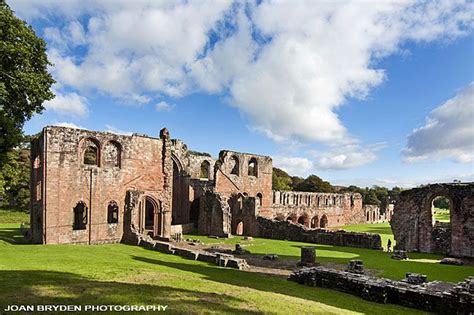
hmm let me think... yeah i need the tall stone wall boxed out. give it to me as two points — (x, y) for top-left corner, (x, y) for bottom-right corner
(31, 126), (172, 244)
(391, 183), (474, 257)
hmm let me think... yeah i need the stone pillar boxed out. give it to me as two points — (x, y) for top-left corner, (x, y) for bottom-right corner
(298, 246), (317, 267)
(160, 128), (172, 239)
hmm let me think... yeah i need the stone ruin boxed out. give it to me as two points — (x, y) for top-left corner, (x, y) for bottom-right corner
(29, 125), (378, 246)
(391, 183), (474, 257)
(289, 266), (473, 313)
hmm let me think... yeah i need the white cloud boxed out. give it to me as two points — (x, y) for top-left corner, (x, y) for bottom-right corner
(155, 101), (175, 112)
(273, 156), (313, 177)
(404, 82), (474, 163)
(311, 143), (387, 170)
(43, 91), (89, 116)
(333, 172), (474, 189)
(51, 121), (85, 129)
(11, 0), (474, 146)
(105, 124), (133, 136)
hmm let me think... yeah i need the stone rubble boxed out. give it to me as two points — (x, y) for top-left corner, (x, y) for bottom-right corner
(288, 266), (473, 314)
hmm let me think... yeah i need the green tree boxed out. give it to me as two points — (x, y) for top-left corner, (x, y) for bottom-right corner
(363, 189), (380, 205)
(0, 3), (54, 162)
(293, 175), (334, 193)
(0, 135), (31, 210)
(272, 167), (292, 191)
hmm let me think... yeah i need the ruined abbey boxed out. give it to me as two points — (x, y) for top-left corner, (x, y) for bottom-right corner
(30, 126), (384, 245)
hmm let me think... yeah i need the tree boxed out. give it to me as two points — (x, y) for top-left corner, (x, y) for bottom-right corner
(0, 3), (55, 161)
(272, 167), (292, 191)
(363, 189), (380, 205)
(0, 135), (31, 210)
(293, 175), (334, 193)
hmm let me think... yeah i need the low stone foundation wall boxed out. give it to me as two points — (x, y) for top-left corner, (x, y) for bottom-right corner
(257, 217), (382, 250)
(137, 239), (248, 270)
(288, 267), (473, 314)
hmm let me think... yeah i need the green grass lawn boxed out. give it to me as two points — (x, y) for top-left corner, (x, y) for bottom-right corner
(0, 224), (426, 314)
(1, 214), (471, 314)
(0, 209), (29, 224)
(332, 222), (395, 250)
(433, 208), (450, 222)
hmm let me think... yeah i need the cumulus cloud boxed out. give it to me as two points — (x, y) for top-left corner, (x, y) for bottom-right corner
(11, 0), (474, 147)
(155, 101), (175, 112)
(273, 156), (313, 177)
(311, 143), (387, 170)
(404, 83), (474, 163)
(43, 91), (89, 116)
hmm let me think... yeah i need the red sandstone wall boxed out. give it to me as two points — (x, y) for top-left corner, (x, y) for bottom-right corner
(41, 126), (167, 244)
(214, 151), (273, 216)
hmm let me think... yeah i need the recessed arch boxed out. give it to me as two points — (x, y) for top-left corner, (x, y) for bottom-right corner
(107, 201), (119, 224)
(81, 137), (101, 167)
(200, 160), (211, 179)
(229, 155), (240, 175)
(320, 214), (328, 228)
(235, 220), (244, 235)
(256, 193), (263, 208)
(248, 157), (258, 177)
(73, 201), (87, 230)
(311, 215), (319, 228)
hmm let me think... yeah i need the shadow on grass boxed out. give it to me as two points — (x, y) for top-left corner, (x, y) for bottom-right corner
(0, 270), (262, 314)
(131, 255), (423, 315)
(0, 226), (28, 244)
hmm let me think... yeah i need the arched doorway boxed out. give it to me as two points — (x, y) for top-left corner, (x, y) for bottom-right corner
(235, 221), (244, 235)
(320, 215), (328, 228)
(144, 196), (161, 237)
(297, 216), (305, 226)
(311, 215), (319, 228)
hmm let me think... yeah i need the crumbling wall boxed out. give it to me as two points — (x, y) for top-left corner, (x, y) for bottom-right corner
(32, 126), (172, 244)
(289, 267), (472, 314)
(391, 183), (474, 257)
(214, 151), (273, 217)
(256, 216), (382, 249)
(271, 191), (364, 227)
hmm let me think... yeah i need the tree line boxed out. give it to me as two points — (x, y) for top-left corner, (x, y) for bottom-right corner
(272, 167), (404, 212)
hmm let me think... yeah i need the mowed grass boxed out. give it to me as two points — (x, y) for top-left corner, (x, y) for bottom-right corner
(332, 222), (395, 250)
(0, 224), (425, 314)
(433, 208), (450, 222)
(0, 209), (29, 224)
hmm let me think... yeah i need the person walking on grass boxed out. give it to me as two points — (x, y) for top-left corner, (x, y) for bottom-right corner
(387, 239), (392, 252)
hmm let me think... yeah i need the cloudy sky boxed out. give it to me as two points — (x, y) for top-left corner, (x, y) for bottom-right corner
(10, 0), (474, 188)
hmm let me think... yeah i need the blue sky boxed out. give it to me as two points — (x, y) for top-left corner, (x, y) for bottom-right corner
(11, 0), (474, 188)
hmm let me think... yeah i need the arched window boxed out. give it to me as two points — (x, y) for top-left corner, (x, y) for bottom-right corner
(104, 141), (121, 168)
(256, 193), (263, 208)
(107, 201), (119, 224)
(297, 216), (305, 226)
(235, 221), (244, 235)
(82, 138), (100, 166)
(311, 215), (319, 228)
(200, 161), (210, 179)
(248, 158), (258, 177)
(230, 155), (239, 175)
(320, 214), (328, 228)
(73, 201), (87, 230)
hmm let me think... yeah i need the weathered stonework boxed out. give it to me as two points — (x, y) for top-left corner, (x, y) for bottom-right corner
(31, 126), (386, 245)
(289, 267), (473, 314)
(391, 183), (474, 257)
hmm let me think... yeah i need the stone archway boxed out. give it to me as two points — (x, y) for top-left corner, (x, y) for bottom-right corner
(311, 215), (319, 228)
(320, 214), (328, 228)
